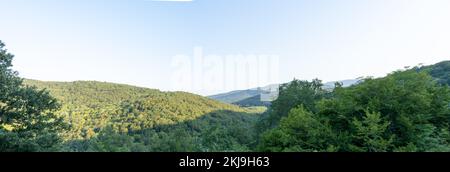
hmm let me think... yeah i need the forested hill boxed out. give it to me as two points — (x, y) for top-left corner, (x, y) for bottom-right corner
(23, 79), (243, 112)
(255, 61), (450, 152)
(18, 60), (450, 152)
(419, 60), (450, 85)
(22, 80), (264, 152)
(2, 38), (449, 152)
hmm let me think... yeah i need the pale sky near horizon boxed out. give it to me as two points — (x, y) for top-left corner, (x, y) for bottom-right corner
(1, 0), (449, 95)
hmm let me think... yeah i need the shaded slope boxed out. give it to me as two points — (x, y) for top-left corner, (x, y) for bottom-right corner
(419, 60), (450, 85)
(23, 80), (262, 146)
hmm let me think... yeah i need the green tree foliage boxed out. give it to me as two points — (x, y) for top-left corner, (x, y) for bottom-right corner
(350, 111), (393, 152)
(3, 39), (449, 152)
(25, 79), (263, 152)
(259, 69), (450, 152)
(258, 106), (337, 152)
(62, 110), (260, 152)
(257, 79), (325, 133)
(0, 41), (64, 152)
(273, 79), (324, 115)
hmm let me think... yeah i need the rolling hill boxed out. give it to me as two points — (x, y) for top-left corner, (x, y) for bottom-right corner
(23, 80), (265, 152)
(12, 61), (450, 152)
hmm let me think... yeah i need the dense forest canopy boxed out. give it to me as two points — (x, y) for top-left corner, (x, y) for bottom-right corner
(1, 40), (449, 152)
(23, 80), (265, 152)
(258, 67), (450, 152)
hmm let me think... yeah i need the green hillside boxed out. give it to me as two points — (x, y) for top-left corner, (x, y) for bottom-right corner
(20, 60), (450, 152)
(2, 39), (449, 152)
(257, 64), (450, 152)
(420, 61), (450, 85)
(23, 80), (264, 152)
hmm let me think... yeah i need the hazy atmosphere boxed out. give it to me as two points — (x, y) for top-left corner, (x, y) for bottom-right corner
(1, 0), (449, 95)
(1, 0), (450, 160)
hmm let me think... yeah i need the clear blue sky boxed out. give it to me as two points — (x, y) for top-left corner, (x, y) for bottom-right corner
(1, 0), (449, 95)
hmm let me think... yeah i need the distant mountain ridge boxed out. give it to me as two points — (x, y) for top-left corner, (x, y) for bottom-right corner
(208, 84), (279, 104)
(209, 79), (360, 106)
(209, 61), (450, 107)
